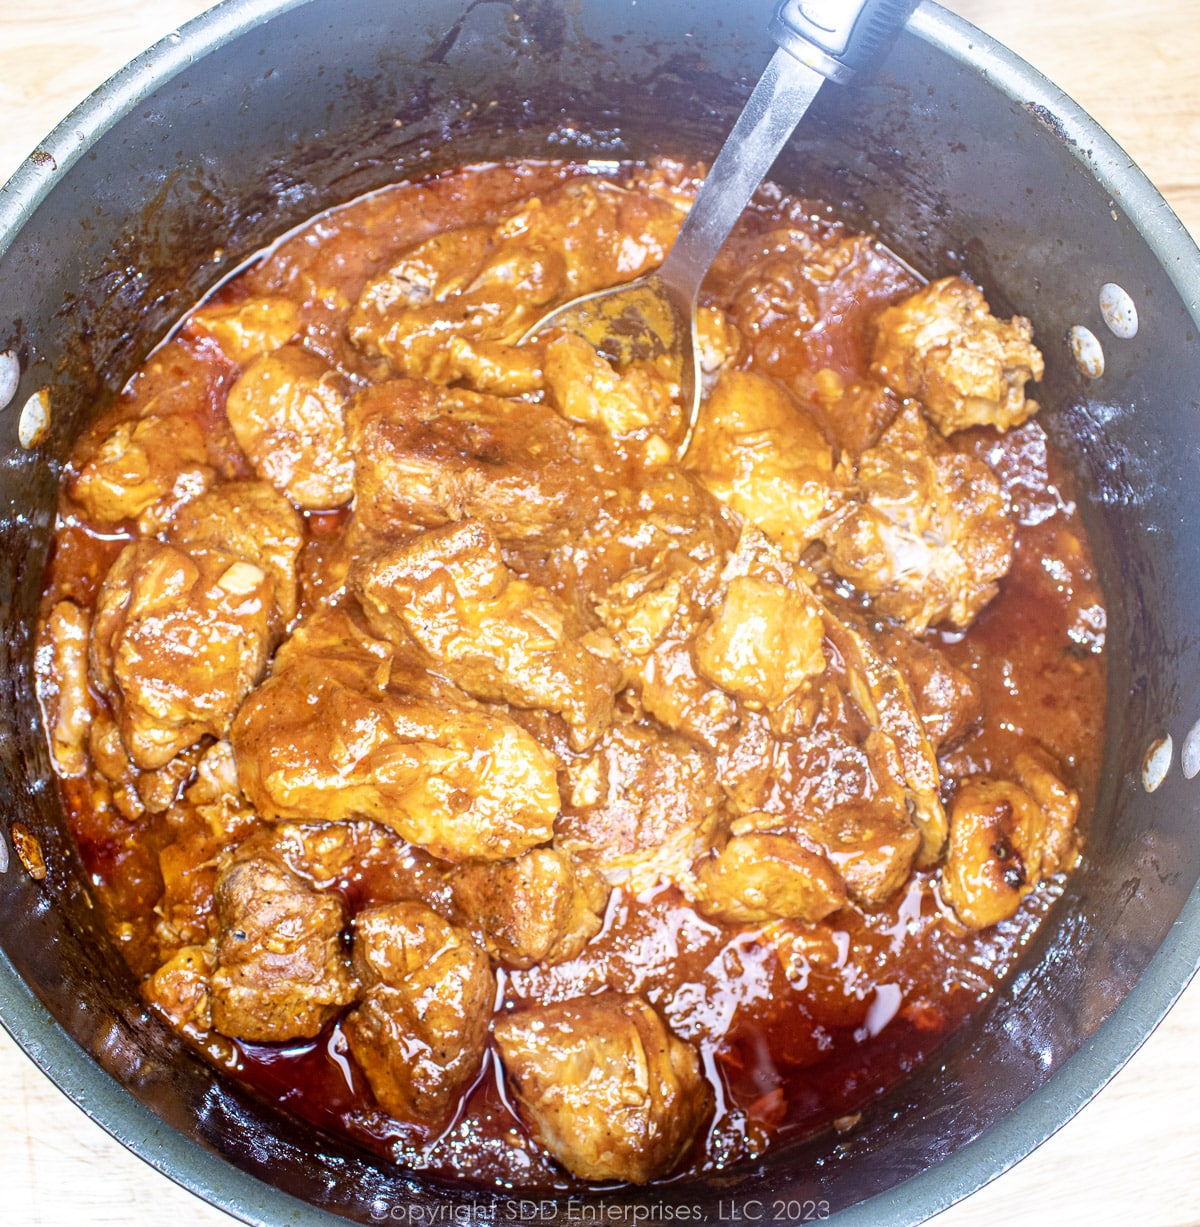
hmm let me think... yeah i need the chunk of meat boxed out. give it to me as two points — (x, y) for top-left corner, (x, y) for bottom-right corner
(941, 778), (1046, 930)
(557, 720), (723, 892)
(348, 179), (684, 380)
(351, 520), (623, 750)
(694, 574), (826, 714)
(154, 741), (261, 954)
(251, 819), (440, 902)
(809, 369), (903, 459)
(90, 541), (279, 770)
(1013, 748), (1082, 876)
(38, 599), (94, 777)
(695, 831), (846, 924)
(543, 332), (682, 446)
(877, 626), (982, 750)
(230, 608), (560, 861)
(343, 902), (494, 1129)
(568, 468), (737, 644)
(870, 276), (1044, 435)
(68, 412), (214, 526)
(225, 344), (355, 509)
(143, 944), (216, 1033)
(685, 369), (838, 557)
(734, 791), (921, 911)
(209, 850), (357, 1042)
(348, 377), (609, 546)
(168, 479), (305, 622)
(494, 993), (711, 1184)
(823, 405), (1015, 634)
(84, 709), (203, 821)
(449, 847), (609, 969)
(549, 472), (744, 749)
(823, 613), (947, 866)
(187, 295), (302, 364)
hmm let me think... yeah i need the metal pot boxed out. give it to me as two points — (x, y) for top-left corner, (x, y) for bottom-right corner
(2, 1), (1198, 1223)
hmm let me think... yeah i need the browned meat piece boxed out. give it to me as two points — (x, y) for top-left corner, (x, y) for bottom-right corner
(90, 540), (279, 770)
(37, 599), (94, 777)
(256, 819), (440, 901)
(231, 608), (560, 862)
(493, 993), (711, 1184)
(729, 609), (945, 910)
(695, 831), (846, 924)
(823, 404), (1015, 634)
(543, 333), (683, 449)
(941, 754), (1080, 931)
(719, 225), (873, 351)
(733, 787), (921, 911)
(1013, 748), (1082, 876)
(823, 613), (947, 866)
(870, 276), (1044, 436)
(807, 800), (922, 907)
(877, 626), (982, 750)
(557, 720), (723, 892)
(809, 369), (904, 459)
(941, 778), (1047, 930)
(572, 469), (736, 648)
(343, 902), (494, 1128)
(694, 573), (826, 715)
(143, 944), (216, 1033)
(209, 849), (357, 1042)
(186, 296), (301, 364)
(348, 377), (609, 546)
(68, 411), (214, 527)
(348, 179), (684, 381)
(168, 479), (305, 623)
(225, 344), (355, 509)
(154, 741), (263, 955)
(547, 471), (743, 749)
(351, 520), (623, 750)
(685, 369), (838, 557)
(449, 847), (608, 969)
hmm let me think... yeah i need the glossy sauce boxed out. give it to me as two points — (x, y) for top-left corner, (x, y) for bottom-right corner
(38, 159), (1106, 1188)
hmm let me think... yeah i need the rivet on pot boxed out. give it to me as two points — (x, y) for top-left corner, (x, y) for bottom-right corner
(0, 350), (18, 411)
(1099, 282), (1138, 339)
(1182, 719), (1200, 781)
(1068, 325), (1104, 379)
(18, 386), (51, 449)
(1142, 735), (1173, 793)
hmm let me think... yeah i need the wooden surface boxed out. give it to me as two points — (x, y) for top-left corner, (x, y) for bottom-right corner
(2, 1), (1199, 1224)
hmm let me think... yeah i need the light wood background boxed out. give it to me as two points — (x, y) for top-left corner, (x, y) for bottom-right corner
(1, 1), (1198, 1224)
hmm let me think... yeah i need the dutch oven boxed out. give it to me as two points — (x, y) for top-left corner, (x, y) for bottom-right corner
(1, 1), (1199, 1223)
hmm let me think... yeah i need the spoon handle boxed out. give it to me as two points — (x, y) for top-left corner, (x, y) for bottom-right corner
(658, 0), (915, 309)
(656, 46), (823, 309)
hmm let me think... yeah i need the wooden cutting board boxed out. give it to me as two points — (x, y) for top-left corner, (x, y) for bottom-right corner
(1, 2), (1198, 1224)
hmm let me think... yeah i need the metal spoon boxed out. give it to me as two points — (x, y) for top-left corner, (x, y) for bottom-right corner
(522, 0), (915, 456)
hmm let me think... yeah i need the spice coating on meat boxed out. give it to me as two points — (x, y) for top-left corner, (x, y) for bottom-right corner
(351, 520), (624, 750)
(230, 608), (560, 861)
(209, 850), (357, 1042)
(90, 540), (279, 770)
(493, 993), (711, 1184)
(871, 275), (1044, 436)
(343, 903), (494, 1129)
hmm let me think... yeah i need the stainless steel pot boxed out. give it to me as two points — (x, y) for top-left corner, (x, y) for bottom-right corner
(2, 2), (1198, 1223)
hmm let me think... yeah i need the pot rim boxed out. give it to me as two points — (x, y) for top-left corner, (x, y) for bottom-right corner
(2, 2), (1199, 1224)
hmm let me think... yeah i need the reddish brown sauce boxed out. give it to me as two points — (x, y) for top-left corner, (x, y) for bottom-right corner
(36, 158), (1106, 1189)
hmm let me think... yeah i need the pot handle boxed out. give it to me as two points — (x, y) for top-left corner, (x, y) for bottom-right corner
(769, 0), (916, 84)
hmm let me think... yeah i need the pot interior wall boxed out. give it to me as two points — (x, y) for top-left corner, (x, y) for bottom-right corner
(2, 1), (1199, 1223)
